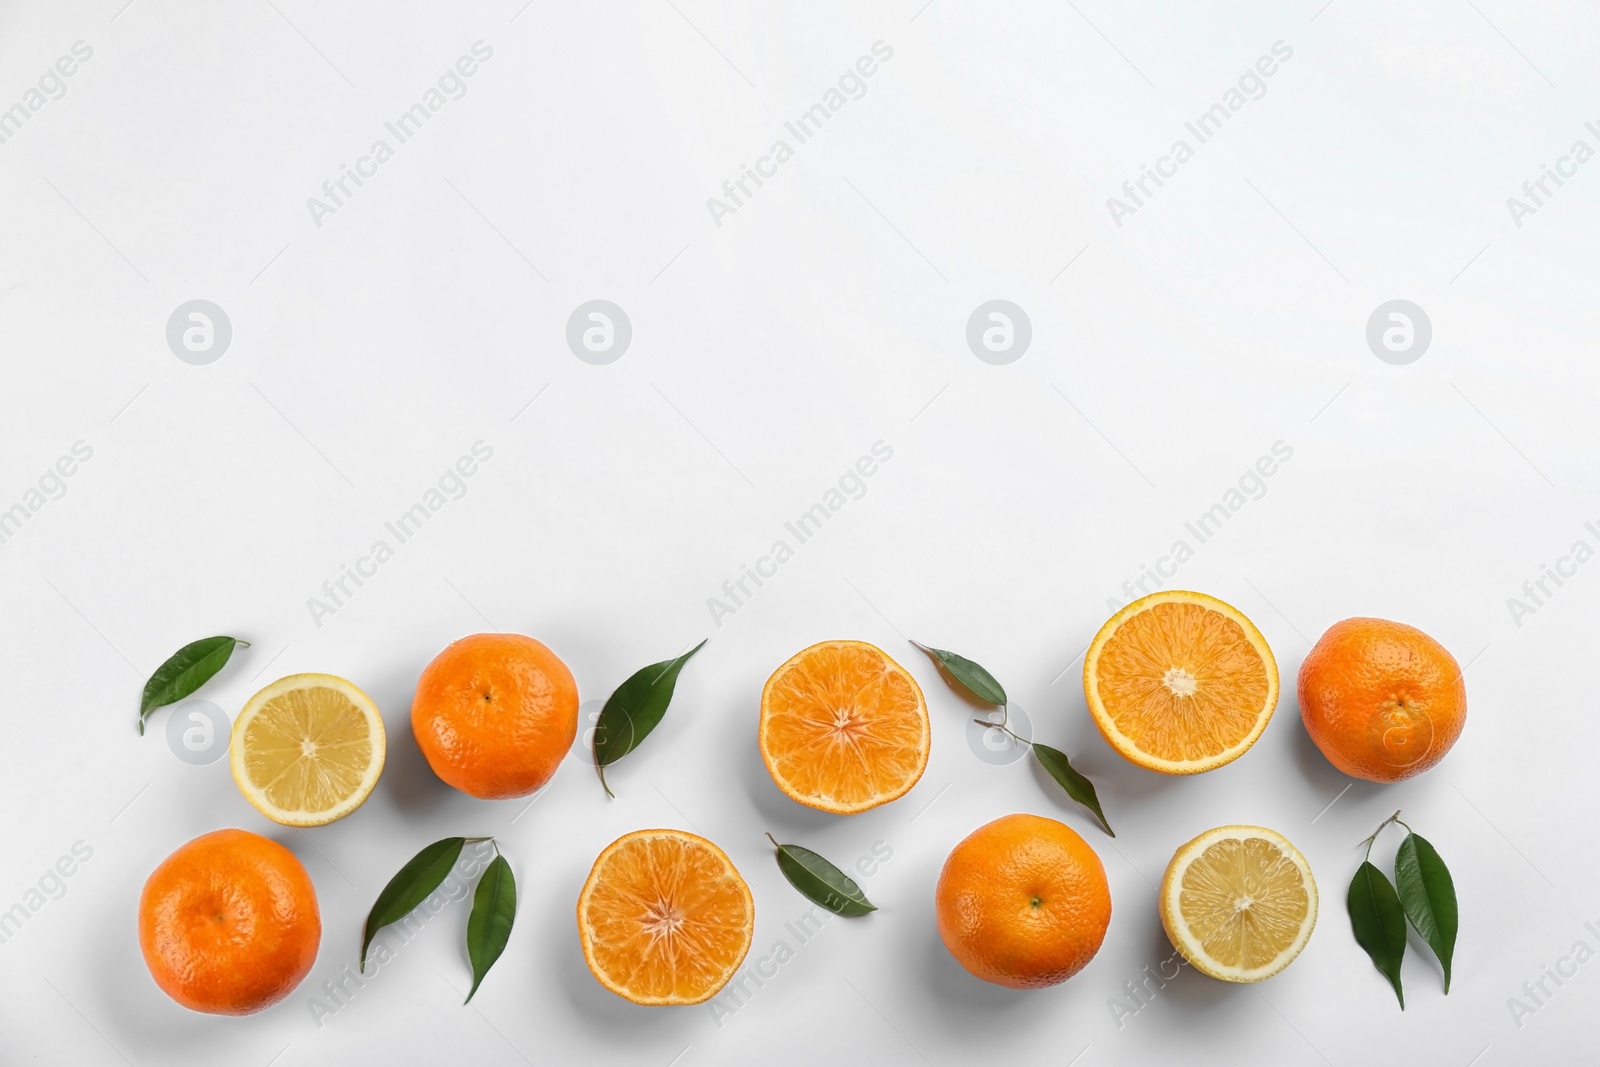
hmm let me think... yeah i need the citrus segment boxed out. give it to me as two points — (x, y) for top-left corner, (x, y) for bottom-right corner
(577, 829), (754, 1005)
(230, 673), (385, 827)
(1160, 825), (1317, 982)
(759, 640), (929, 814)
(1084, 591), (1278, 774)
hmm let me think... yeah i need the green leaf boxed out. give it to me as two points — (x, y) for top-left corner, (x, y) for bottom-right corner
(1395, 832), (1457, 993)
(138, 636), (249, 734)
(465, 855), (516, 1002)
(593, 639), (707, 797)
(766, 833), (876, 916)
(362, 838), (467, 972)
(1031, 743), (1114, 837)
(1348, 859), (1408, 1008)
(910, 642), (1006, 706)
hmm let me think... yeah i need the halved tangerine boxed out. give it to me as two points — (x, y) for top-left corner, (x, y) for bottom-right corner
(1084, 591), (1278, 774)
(576, 829), (754, 1006)
(759, 640), (929, 814)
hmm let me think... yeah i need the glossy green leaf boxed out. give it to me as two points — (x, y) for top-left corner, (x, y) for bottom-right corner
(138, 636), (248, 734)
(1031, 743), (1114, 837)
(1395, 832), (1457, 993)
(910, 642), (1006, 706)
(465, 855), (516, 1002)
(593, 639), (707, 797)
(1348, 859), (1407, 1008)
(766, 833), (876, 916)
(362, 838), (467, 972)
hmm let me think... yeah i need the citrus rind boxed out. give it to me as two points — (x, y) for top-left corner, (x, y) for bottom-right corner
(1084, 590), (1279, 774)
(229, 673), (386, 827)
(1159, 824), (1317, 983)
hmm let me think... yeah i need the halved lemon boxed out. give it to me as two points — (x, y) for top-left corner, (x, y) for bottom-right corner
(759, 640), (929, 814)
(1084, 590), (1278, 774)
(229, 673), (386, 827)
(1160, 825), (1317, 982)
(577, 829), (754, 1005)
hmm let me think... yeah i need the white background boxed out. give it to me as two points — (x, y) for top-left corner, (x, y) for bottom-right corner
(1, 1), (1597, 1064)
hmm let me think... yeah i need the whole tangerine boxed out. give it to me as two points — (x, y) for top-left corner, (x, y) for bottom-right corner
(411, 633), (579, 799)
(138, 829), (320, 1015)
(935, 813), (1112, 989)
(1298, 617), (1466, 783)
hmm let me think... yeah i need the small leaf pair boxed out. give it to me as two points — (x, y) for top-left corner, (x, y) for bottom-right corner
(1347, 811), (1458, 1008)
(363, 837), (516, 1002)
(766, 834), (876, 916)
(593, 639), (707, 797)
(138, 636), (249, 734)
(912, 642), (1113, 836)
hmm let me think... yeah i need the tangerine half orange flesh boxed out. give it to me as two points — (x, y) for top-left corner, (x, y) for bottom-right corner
(759, 640), (929, 814)
(577, 829), (754, 1005)
(1085, 591), (1278, 774)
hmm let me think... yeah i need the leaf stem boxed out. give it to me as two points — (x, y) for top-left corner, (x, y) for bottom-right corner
(1002, 725), (1031, 746)
(1359, 810), (1404, 860)
(764, 832), (780, 850)
(972, 707), (1030, 748)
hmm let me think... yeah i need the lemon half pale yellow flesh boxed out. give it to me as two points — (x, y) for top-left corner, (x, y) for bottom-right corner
(230, 673), (385, 827)
(1160, 825), (1317, 982)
